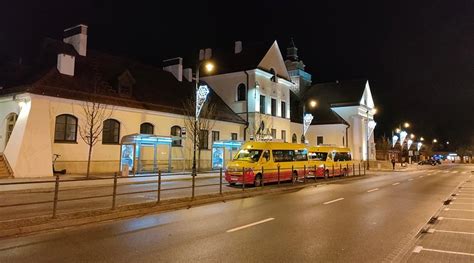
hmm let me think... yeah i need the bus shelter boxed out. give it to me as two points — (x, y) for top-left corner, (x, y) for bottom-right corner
(120, 134), (184, 174)
(211, 140), (244, 170)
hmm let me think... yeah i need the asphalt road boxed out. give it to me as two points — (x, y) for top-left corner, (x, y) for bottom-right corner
(0, 164), (472, 262)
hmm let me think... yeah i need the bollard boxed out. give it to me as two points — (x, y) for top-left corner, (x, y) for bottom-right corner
(277, 165), (281, 186)
(242, 167), (246, 191)
(363, 162), (366, 175)
(339, 164), (342, 177)
(314, 165), (317, 181)
(219, 168), (223, 195)
(112, 172), (118, 210)
(332, 164), (335, 177)
(324, 164), (327, 179)
(359, 163), (361, 176)
(52, 174), (60, 219)
(353, 163), (355, 176)
(157, 170), (162, 203)
(192, 170), (196, 199)
(303, 165), (307, 183)
(292, 165), (295, 184)
(346, 163), (349, 177)
(261, 167), (264, 187)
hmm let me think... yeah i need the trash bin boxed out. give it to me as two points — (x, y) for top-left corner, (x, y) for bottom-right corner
(122, 164), (129, 177)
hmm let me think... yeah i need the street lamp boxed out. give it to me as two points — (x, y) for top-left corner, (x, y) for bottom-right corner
(366, 107), (377, 170)
(403, 122), (410, 128)
(191, 60), (214, 198)
(302, 99), (317, 143)
(433, 138), (438, 143)
(420, 137), (424, 142)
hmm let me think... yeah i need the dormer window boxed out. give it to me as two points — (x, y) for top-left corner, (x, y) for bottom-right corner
(269, 68), (277, 82)
(117, 70), (135, 97)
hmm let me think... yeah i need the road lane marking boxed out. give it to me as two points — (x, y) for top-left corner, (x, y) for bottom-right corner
(323, 198), (344, 205)
(413, 246), (474, 257)
(430, 229), (474, 235)
(452, 171), (458, 174)
(462, 171), (467, 174)
(367, 188), (379, 193)
(453, 197), (474, 200)
(446, 208), (474, 212)
(226, 218), (275, 233)
(392, 182), (400, 186)
(419, 175), (424, 178)
(451, 202), (474, 205)
(408, 178), (414, 181)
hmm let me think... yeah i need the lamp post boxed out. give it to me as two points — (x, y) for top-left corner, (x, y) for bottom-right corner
(366, 107), (377, 170)
(191, 61), (214, 198)
(302, 100), (317, 143)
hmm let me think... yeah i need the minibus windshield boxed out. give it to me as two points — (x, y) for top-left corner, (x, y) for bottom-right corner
(233, 149), (263, 162)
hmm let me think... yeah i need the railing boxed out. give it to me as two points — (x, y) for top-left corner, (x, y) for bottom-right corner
(0, 162), (367, 221)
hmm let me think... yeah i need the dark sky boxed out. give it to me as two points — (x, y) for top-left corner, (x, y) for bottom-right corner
(1, 0), (473, 147)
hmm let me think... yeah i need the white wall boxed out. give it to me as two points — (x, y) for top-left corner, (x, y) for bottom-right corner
(306, 124), (347, 147)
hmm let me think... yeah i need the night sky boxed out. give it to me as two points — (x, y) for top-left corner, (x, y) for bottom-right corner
(1, 0), (473, 147)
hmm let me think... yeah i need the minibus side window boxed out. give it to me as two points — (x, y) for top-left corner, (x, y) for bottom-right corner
(272, 150), (295, 162)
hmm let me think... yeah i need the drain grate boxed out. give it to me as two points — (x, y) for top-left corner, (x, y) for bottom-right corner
(428, 216), (438, 224)
(443, 199), (452, 205)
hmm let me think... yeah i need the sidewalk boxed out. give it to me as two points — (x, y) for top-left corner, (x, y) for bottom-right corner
(0, 171), (221, 193)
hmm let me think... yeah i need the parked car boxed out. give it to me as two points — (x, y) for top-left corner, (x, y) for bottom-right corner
(418, 159), (436, 166)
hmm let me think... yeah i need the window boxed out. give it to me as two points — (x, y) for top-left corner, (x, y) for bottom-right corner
(5, 113), (18, 145)
(140, 122), (154, 134)
(292, 133), (297, 143)
(102, 119), (120, 144)
(212, 131), (220, 143)
(301, 135), (305, 143)
(260, 95), (266, 114)
(199, 130), (209, 149)
(237, 83), (246, 101)
(271, 129), (276, 139)
(281, 101), (286, 118)
(54, 114), (78, 143)
(281, 130), (286, 142)
(171, 125), (182, 146)
(334, 152), (352, 162)
(271, 98), (276, 116)
(269, 68), (277, 82)
(231, 133), (238, 140)
(309, 152), (328, 161)
(317, 136), (324, 145)
(272, 149), (308, 162)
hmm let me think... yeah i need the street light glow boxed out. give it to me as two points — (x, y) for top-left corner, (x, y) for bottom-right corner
(395, 128), (401, 133)
(204, 62), (214, 72)
(371, 108), (377, 115)
(309, 100), (317, 108)
(433, 138), (438, 143)
(403, 122), (410, 128)
(420, 137), (424, 141)
(410, 133), (415, 139)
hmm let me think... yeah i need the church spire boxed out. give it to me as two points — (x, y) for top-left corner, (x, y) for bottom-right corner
(286, 37), (298, 61)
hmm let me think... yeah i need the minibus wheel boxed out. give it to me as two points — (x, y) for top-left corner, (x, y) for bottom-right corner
(254, 174), (262, 187)
(324, 170), (329, 179)
(292, 171), (298, 183)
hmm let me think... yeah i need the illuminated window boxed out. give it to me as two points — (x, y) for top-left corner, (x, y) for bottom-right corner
(54, 114), (77, 143)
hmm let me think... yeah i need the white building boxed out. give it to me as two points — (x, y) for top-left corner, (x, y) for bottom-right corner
(0, 26), (377, 178)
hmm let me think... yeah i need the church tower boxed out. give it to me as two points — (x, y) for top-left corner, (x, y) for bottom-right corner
(284, 38), (312, 97)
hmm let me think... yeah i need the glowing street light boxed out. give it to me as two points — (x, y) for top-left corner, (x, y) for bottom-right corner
(302, 99), (317, 142)
(309, 100), (317, 108)
(395, 128), (401, 133)
(410, 133), (415, 139)
(420, 137), (424, 142)
(403, 122), (410, 128)
(433, 138), (438, 143)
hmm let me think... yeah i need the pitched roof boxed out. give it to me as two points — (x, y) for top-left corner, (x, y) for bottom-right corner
(304, 79), (367, 107)
(290, 91), (348, 125)
(0, 39), (246, 125)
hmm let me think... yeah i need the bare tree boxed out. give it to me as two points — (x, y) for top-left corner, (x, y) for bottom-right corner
(79, 100), (112, 178)
(183, 99), (217, 171)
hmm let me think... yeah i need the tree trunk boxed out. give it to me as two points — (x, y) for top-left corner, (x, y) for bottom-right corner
(86, 144), (92, 178)
(197, 148), (201, 172)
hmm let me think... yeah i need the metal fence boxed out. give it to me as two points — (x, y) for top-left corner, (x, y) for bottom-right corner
(0, 162), (367, 220)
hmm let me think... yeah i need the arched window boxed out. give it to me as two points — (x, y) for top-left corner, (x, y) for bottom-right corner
(140, 122), (154, 134)
(292, 133), (297, 143)
(54, 114), (78, 143)
(102, 119), (120, 144)
(5, 113), (18, 145)
(236, 83), (246, 101)
(301, 135), (305, 144)
(171, 125), (182, 146)
(269, 68), (277, 82)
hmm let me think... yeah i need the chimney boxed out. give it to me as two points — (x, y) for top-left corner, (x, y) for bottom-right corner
(183, 68), (193, 82)
(234, 41), (242, 54)
(204, 48), (212, 60)
(57, 53), (75, 76)
(163, 57), (183, 81)
(63, 24), (88, 56)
